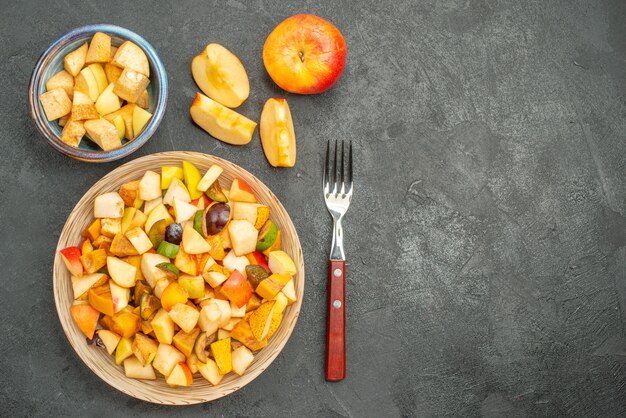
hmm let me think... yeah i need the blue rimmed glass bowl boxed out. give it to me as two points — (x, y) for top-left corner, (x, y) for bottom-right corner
(28, 24), (168, 163)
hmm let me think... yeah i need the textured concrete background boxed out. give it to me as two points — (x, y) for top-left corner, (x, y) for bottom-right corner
(0, 0), (624, 416)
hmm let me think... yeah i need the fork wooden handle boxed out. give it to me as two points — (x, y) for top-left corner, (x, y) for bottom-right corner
(326, 259), (346, 381)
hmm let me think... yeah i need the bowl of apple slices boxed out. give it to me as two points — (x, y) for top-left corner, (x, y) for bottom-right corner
(53, 151), (304, 404)
(29, 24), (168, 162)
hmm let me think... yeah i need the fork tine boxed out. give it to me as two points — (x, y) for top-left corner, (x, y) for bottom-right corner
(339, 141), (345, 194)
(348, 141), (353, 193)
(332, 140), (338, 194)
(323, 140), (330, 191)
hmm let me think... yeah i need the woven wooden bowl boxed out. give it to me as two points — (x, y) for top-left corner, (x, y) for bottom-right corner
(53, 151), (304, 404)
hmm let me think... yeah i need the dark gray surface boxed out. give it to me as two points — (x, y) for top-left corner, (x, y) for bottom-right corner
(1, 0), (624, 416)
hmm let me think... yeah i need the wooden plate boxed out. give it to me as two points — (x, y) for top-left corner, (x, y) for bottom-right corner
(53, 151), (304, 404)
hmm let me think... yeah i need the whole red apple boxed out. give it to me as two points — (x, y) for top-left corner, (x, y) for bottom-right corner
(263, 14), (347, 94)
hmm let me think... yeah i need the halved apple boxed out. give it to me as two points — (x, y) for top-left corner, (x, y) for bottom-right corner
(260, 98), (296, 167)
(191, 43), (250, 108)
(189, 92), (256, 145)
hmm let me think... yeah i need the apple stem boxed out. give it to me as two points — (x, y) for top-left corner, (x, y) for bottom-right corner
(298, 51), (305, 63)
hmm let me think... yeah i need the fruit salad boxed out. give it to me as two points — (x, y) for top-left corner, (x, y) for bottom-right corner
(60, 160), (297, 387)
(39, 32), (153, 151)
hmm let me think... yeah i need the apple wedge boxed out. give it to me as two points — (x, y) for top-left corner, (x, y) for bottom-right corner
(74, 67), (100, 102)
(95, 83), (121, 116)
(60, 246), (84, 276)
(196, 164), (223, 192)
(84, 118), (122, 151)
(46, 70), (74, 99)
(39, 88), (72, 121)
(115, 337), (134, 365)
(111, 41), (150, 77)
(190, 92), (256, 145)
(166, 362), (193, 387)
(133, 105), (152, 136)
(107, 256), (137, 288)
(260, 98), (297, 167)
(152, 343), (185, 377)
(151, 308), (176, 344)
(64, 42), (88, 76)
(94, 192), (124, 218)
(173, 198), (198, 223)
(96, 329), (121, 355)
(191, 43), (250, 108)
(228, 220), (258, 256)
(124, 356), (156, 380)
(182, 222), (211, 254)
(140, 252), (170, 287)
(87, 63), (108, 94)
(168, 303), (200, 333)
(268, 250), (297, 275)
(109, 280), (130, 312)
(162, 177), (191, 205)
(229, 178), (256, 202)
(71, 273), (108, 300)
(197, 358), (224, 385)
(138, 170), (161, 201)
(125, 226), (153, 254)
(231, 345), (254, 376)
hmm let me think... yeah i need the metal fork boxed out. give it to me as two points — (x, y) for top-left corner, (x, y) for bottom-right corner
(323, 140), (353, 381)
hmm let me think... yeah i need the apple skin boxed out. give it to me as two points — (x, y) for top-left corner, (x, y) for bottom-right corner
(263, 14), (346, 94)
